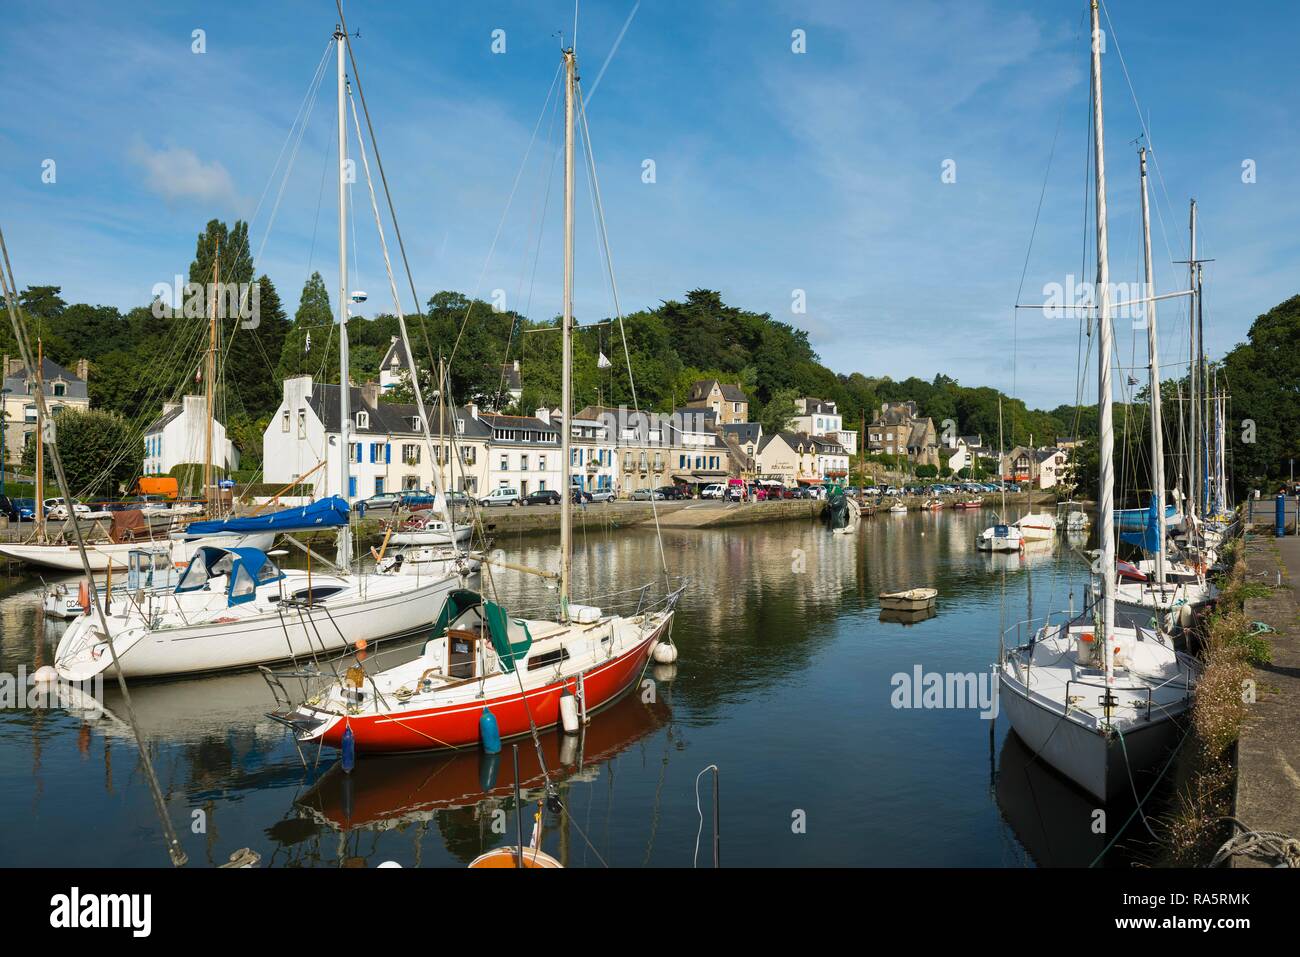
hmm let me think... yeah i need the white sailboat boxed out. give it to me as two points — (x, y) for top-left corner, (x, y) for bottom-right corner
(998, 0), (1198, 802)
(53, 27), (469, 681)
(977, 399), (1025, 552)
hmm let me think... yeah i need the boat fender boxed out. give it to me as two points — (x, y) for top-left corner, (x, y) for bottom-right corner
(78, 580), (90, 613)
(559, 691), (580, 734)
(341, 723), (356, 774)
(652, 640), (679, 664)
(479, 707), (501, 754)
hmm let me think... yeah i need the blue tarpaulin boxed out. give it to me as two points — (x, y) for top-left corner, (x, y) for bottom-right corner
(1119, 496), (1163, 552)
(185, 495), (349, 535)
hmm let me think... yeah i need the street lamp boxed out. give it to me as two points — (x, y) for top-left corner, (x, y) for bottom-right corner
(0, 386), (10, 495)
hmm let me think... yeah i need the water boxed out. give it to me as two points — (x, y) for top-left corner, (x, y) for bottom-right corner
(0, 509), (1147, 867)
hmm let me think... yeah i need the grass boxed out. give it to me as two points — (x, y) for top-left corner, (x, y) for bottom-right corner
(1156, 535), (1278, 864)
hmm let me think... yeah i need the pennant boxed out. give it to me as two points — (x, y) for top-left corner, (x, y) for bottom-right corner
(597, 351), (612, 369)
(305, 331), (312, 353)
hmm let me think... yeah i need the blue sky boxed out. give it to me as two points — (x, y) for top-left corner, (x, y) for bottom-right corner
(1, 0), (1296, 409)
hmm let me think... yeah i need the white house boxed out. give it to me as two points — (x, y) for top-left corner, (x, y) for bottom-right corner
(143, 395), (239, 476)
(262, 374), (493, 501)
(946, 434), (984, 474)
(478, 410), (562, 497)
(791, 397), (858, 455)
(537, 406), (617, 494)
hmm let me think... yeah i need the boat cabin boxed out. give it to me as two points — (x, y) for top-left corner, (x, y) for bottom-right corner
(175, 546), (285, 606)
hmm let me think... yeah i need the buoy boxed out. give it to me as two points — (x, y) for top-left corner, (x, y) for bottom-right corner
(341, 723), (356, 773)
(652, 641), (679, 664)
(559, 691), (580, 734)
(479, 707), (501, 754)
(354, 638), (367, 652)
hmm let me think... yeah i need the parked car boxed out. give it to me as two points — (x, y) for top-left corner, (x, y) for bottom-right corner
(526, 489), (562, 506)
(570, 487), (593, 504)
(12, 498), (37, 521)
(44, 497), (91, 520)
(362, 492), (400, 510)
(479, 487), (523, 507)
(399, 490), (435, 507)
(444, 490), (474, 509)
(631, 488), (664, 501)
(656, 485), (686, 501)
(700, 483), (725, 500)
(588, 489), (616, 503)
(0, 495), (20, 522)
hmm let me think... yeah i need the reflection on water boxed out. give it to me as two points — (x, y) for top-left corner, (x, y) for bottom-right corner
(0, 509), (1155, 866)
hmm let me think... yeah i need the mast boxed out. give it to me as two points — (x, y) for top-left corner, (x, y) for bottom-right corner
(1089, 0), (1118, 664)
(1138, 146), (1166, 586)
(205, 238), (218, 515)
(1187, 200), (1199, 538)
(1196, 256), (1207, 521)
(34, 337), (44, 542)
(559, 46), (576, 617)
(335, 25), (352, 569)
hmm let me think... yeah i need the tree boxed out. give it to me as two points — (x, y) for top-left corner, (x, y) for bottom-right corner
(20, 408), (142, 497)
(759, 388), (799, 434)
(279, 272), (336, 380)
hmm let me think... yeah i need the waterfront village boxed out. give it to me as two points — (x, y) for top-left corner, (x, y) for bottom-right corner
(2, 345), (1077, 507)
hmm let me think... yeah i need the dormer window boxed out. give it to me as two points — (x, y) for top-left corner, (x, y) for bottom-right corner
(410, 416), (421, 431)
(356, 410), (370, 430)
(53, 382), (66, 397)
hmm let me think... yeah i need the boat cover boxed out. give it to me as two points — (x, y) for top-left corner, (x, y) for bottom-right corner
(484, 601), (533, 673)
(185, 495), (349, 535)
(1119, 496), (1163, 552)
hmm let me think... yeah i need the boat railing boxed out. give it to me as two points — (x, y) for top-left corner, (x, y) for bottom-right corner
(998, 609), (1080, 665)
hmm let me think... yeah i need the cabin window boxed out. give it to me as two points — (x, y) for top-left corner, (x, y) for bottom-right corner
(527, 647), (570, 671)
(447, 630), (477, 679)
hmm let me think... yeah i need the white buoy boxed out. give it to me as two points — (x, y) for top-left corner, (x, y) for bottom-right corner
(559, 692), (580, 734)
(652, 641), (679, 664)
(32, 665), (59, 685)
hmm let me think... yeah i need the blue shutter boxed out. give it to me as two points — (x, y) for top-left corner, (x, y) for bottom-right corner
(385, 443), (391, 464)
(348, 477), (357, 498)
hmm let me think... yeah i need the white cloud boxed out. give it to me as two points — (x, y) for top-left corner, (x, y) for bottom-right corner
(130, 144), (242, 209)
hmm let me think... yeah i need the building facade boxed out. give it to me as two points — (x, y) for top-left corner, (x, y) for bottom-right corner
(685, 379), (749, 425)
(866, 401), (939, 467)
(2, 356), (90, 462)
(143, 395), (239, 476)
(791, 397), (858, 455)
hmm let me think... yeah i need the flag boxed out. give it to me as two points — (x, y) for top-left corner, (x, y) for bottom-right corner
(1126, 373), (1139, 387)
(305, 331), (312, 353)
(597, 351), (612, 369)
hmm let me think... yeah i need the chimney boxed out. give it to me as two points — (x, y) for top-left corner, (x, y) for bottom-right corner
(535, 407), (550, 424)
(467, 402), (478, 419)
(76, 358), (89, 382)
(361, 381), (379, 408)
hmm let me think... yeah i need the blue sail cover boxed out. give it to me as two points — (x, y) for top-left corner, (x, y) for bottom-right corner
(1114, 502), (1178, 531)
(185, 495), (349, 535)
(1119, 496), (1162, 552)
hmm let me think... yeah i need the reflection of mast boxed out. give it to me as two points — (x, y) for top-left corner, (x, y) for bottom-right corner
(34, 338), (44, 542)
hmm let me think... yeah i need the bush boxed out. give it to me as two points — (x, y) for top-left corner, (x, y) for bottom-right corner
(20, 408), (142, 496)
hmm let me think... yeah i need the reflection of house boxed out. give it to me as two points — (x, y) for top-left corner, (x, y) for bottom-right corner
(143, 396), (239, 475)
(866, 401), (938, 466)
(1001, 445), (1070, 489)
(2, 355), (90, 459)
(263, 374), (493, 501)
(685, 379), (748, 425)
(791, 397), (858, 455)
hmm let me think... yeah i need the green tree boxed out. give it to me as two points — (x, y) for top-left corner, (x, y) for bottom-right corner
(20, 408), (142, 497)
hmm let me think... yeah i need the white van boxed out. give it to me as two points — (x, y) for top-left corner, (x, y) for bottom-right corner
(700, 483), (725, 500)
(479, 486), (522, 507)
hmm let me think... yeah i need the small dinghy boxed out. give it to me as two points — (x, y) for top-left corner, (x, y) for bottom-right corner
(878, 587), (938, 611)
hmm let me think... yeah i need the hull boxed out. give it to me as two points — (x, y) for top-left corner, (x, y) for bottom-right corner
(54, 574), (459, 680)
(0, 531), (274, 571)
(315, 621), (666, 754)
(999, 679), (1182, 802)
(389, 526), (472, 546)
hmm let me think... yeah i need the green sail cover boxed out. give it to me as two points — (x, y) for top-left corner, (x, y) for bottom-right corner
(484, 601), (533, 673)
(431, 589), (484, 638)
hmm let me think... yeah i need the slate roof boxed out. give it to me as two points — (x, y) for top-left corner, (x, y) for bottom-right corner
(3, 357), (88, 400)
(310, 382), (491, 439)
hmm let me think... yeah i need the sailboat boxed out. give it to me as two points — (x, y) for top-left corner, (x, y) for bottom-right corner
(270, 44), (683, 759)
(1108, 150), (1217, 635)
(977, 399), (1025, 552)
(998, 0), (1198, 802)
(52, 27), (470, 681)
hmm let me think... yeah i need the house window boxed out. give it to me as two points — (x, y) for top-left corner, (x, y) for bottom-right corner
(53, 383), (66, 397)
(403, 475), (419, 490)
(624, 452), (633, 470)
(538, 455), (546, 471)
(375, 477), (385, 494)
(356, 410), (369, 430)
(298, 410), (306, 438)
(410, 416), (421, 431)
(282, 411), (290, 432)
(461, 446), (476, 465)
(520, 454), (529, 472)
(403, 444), (420, 465)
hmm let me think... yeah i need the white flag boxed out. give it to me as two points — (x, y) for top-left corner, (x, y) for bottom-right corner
(597, 351), (612, 369)
(305, 331), (312, 353)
